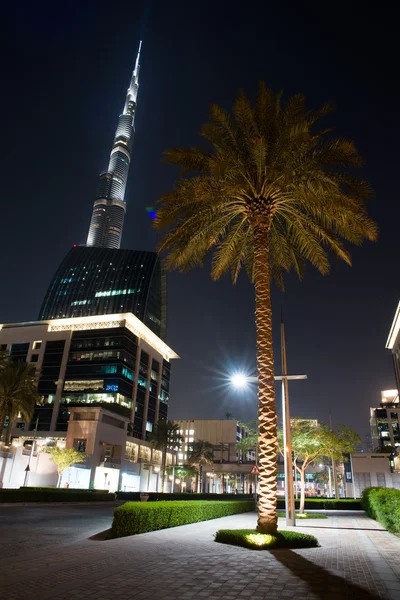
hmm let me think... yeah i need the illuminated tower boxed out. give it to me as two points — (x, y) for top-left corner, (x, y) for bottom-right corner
(86, 41), (142, 249)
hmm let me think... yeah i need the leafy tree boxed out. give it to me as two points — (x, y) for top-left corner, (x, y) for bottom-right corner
(0, 361), (40, 445)
(278, 419), (360, 513)
(47, 446), (86, 487)
(154, 84), (377, 532)
(187, 440), (214, 492)
(374, 444), (397, 454)
(150, 419), (183, 492)
(166, 465), (197, 491)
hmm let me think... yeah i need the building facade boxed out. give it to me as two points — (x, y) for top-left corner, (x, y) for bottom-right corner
(0, 313), (178, 442)
(370, 389), (400, 451)
(386, 300), (400, 389)
(86, 41), (142, 250)
(39, 247), (167, 340)
(174, 419), (256, 493)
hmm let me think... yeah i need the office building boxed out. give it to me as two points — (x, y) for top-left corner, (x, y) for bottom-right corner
(0, 312), (178, 490)
(386, 300), (400, 389)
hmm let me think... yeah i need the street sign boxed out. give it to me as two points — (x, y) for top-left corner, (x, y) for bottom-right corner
(250, 464), (260, 475)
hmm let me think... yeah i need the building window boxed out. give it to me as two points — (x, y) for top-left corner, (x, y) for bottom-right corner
(74, 439), (87, 453)
(189, 429), (194, 435)
(33, 341), (42, 350)
(30, 354), (39, 363)
(146, 421), (153, 433)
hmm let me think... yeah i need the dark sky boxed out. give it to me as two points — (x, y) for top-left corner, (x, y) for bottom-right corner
(1, 1), (399, 438)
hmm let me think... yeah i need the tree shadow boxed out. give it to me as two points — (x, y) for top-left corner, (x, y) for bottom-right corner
(270, 548), (383, 599)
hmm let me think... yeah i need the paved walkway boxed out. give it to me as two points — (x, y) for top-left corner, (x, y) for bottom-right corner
(1, 510), (400, 599)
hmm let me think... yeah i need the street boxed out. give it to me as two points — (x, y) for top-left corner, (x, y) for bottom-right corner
(0, 503), (116, 558)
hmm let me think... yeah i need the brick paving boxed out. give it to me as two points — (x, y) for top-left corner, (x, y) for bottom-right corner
(1, 510), (400, 599)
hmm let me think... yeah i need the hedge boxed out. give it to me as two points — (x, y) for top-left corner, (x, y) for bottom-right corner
(0, 488), (115, 503)
(115, 492), (254, 502)
(361, 487), (400, 534)
(112, 500), (255, 537)
(277, 498), (362, 510)
(215, 528), (319, 550)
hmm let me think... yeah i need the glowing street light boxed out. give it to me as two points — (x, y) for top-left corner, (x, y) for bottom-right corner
(230, 372), (251, 389)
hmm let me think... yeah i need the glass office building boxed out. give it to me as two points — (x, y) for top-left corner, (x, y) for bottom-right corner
(39, 246), (167, 340)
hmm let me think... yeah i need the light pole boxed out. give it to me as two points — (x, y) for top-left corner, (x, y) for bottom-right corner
(230, 320), (307, 527)
(23, 417), (39, 488)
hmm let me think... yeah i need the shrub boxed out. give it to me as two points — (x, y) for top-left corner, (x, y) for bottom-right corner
(277, 498), (362, 510)
(361, 487), (400, 534)
(0, 488), (115, 503)
(115, 492), (254, 502)
(215, 529), (319, 550)
(112, 500), (254, 537)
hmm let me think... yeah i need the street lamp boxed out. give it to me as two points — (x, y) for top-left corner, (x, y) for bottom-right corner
(229, 320), (307, 527)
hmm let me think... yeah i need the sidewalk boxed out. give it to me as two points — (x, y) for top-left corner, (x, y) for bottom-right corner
(1, 511), (400, 599)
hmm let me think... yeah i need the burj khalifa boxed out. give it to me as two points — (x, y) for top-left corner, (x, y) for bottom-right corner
(39, 42), (167, 340)
(86, 42), (142, 249)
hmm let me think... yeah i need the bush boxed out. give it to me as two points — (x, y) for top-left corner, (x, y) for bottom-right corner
(215, 529), (319, 550)
(112, 500), (254, 537)
(0, 488), (115, 503)
(361, 487), (400, 534)
(115, 492), (254, 502)
(277, 498), (362, 510)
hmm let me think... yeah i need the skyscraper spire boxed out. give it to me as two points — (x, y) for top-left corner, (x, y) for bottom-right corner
(86, 41), (142, 249)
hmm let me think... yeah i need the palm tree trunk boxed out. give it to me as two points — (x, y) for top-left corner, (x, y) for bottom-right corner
(0, 412), (6, 444)
(253, 226), (278, 534)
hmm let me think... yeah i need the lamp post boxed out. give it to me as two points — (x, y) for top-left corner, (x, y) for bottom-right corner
(230, 320), (307, 527)
(23, 417), (39, 488)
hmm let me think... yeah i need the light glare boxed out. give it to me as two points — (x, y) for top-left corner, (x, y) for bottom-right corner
(230, 373), (248, 389)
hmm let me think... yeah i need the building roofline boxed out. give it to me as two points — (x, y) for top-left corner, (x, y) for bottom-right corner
(386, 301), (400, 349)
(0, 312), (179, 361)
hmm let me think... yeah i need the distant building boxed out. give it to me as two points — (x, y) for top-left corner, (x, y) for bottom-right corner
(0, 313), (179, 490)
(386, 300), (400, 389)
(370, 389), (400, 451)
(174, 419), (256, 493)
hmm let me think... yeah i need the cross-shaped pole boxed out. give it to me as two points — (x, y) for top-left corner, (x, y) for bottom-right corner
(275, 319), (307, 527)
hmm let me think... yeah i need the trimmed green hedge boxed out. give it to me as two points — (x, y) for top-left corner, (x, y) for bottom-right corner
(0, 488), (115, 503)
(277, 498), (362, 510)
(361, 487), (400, 534)
(112, 500), (255, 537)
(115, 492), (254, 502)
(215, 529), (319, 550)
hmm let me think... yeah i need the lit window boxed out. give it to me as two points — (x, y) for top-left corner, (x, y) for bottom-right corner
(178, 453), (183, 459)
(33, 341), (42, 350)
(189, 437), (194, 442)
(146, 422), (153, 433)
(189, 429), (194, 435)
(185, 430), (188, 434)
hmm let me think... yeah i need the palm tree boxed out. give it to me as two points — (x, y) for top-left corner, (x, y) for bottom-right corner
(187, 440), (214, 492)
(150, 419), (183, 491)
(154, 84), (377, 533)
(0, 361), (40, 445)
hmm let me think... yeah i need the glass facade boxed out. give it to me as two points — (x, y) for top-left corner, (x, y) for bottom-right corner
(39, 247), (167, 340)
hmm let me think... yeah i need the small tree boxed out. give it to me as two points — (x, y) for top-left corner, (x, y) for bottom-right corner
(47, 446), (86, 488)
(0, 361), (40, 445)
(187, 440), (214, 492)
(278, 420), (360, 513)
(150, 420), (183, 492)
(167, 465), (197, 492)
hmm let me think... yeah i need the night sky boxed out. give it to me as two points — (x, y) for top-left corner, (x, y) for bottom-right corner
(2, 1), (399, 439)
